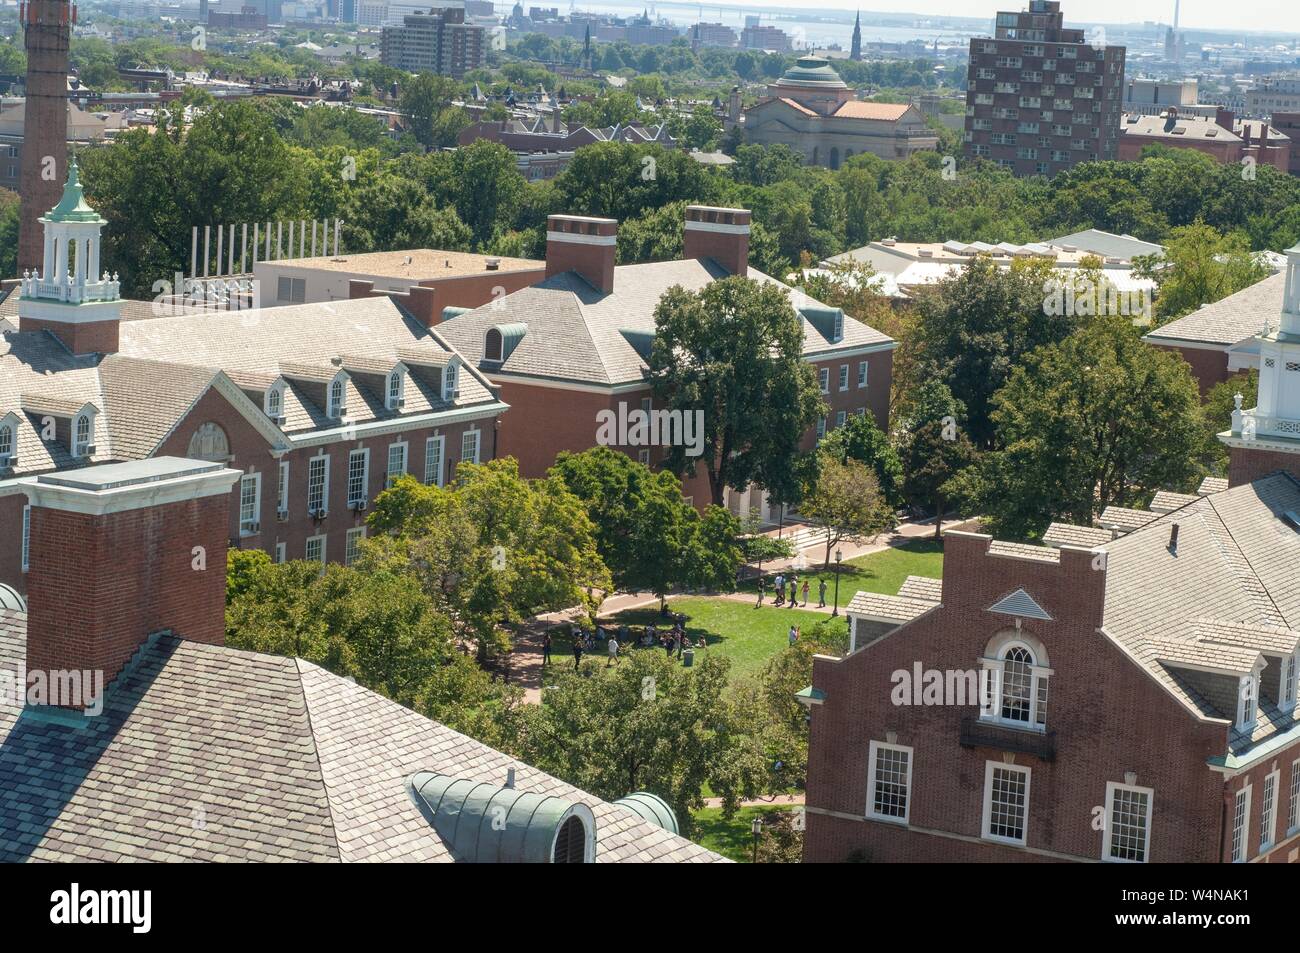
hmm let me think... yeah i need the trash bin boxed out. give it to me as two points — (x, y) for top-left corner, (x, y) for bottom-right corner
(682, 649), (694, 667)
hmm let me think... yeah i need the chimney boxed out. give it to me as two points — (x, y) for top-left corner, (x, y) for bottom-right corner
(545, 214), (617, 294)
(683, 205), (751, 277)
(18, 457), (240, 712)
(1168, 523), (1180, 554)
(1215, 107), (1235, 132)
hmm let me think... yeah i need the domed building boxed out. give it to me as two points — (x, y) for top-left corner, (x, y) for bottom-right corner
(742, 56), (938, 168)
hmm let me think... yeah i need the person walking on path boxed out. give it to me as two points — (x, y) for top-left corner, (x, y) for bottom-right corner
(801, 579), (810, 607)
(607, 634), (619, 666)
(542, 631), (552, 666)
(788, 578), (798, 606)
(774, 573), (785, 606)
(756, 576), (766, 606)
(817, 578), (827, 609)
(573, 638), (583, 671)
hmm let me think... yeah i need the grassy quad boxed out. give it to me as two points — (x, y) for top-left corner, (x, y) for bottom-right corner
(691, 805), (793, 863)
(738, 538), (944, 609)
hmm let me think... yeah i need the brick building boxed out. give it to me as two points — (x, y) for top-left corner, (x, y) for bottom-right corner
(380, 6), (486, 78)
(1117, 108), (1291, 172)
(0, 162), (508, 594)
(962, 1), (1126, 177)
(430, 206), (896, 522)
(801, 247), (1300, 864)
(0, 455), (725, 862)
(17, 0), (72, 273)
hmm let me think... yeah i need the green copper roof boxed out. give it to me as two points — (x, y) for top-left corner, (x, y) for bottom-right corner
(614, 791), (680, 834)
(774, 56), (848, 90)
(43, 158), (105, 225)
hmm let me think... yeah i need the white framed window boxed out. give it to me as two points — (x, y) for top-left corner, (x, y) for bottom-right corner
(347, 449), (369, 507)
(277, 460), (289, 515)
(816, 417), (826, 440)
(305, 534), (326, 565)
(273, 542), (286, 564)
(838, 364), (849, 391)
(1288, 759), (1300, 837)
(836, 410), (847, 428)
(1280, 652), (1297, 713)
(20, 504), (30, 572)
(308, 454), (329, 516)
(1231, 784), (1251, 862)
(239, 472), (261, 533)
(443, 361), (459, 401)
(73, 413), (92, 457)
(266, 386), (283, 420)
(981, 635), (1050, 731)
(640, 396), (652, 414)
(1261, 769), (1280, 852)
(982, 762), (1030, 846)
(0, 422), (13, 466)
(328, 377), (346, 419)
(424, 435), (445, 486)
(832, 310), (843, 341)
(855, 407), (867, 418)
(345, 527), (366, 566)
(866, 740), (912, 824)
(387, 369), (404, 410)
(637, 448), (651, 466)
(857, 360), (868, 388)
(277, 276), (305, 303)
(818, 367), (830, 394)
(1237, 672), (1260, 732)
(1103, 782), (1153, 863)
(461, 429), (480, 466)
(387, 442), (408, 487)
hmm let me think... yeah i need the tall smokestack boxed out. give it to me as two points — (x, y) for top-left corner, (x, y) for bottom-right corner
(18, 1), (73, 275)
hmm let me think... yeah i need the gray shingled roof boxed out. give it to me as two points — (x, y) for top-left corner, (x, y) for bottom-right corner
(1042, 522), (1113, 548)
(1148, 490), (1200, 513)
(1100, 473), (1300, 750)
(1198, 476), (1229, 496)
(437, 259), (894, 387)
(1099, 506), (1159, 534)
(845, 592), (938, 622)
(1143, 272), (1282, 347)
(0, 619), (725, 863)
(896, 575), (942, 602)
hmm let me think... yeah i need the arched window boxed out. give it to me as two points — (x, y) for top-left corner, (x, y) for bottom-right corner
(552, 815), (588, 863)
(443, 362), (459, 401)
(329, 378), (345, 418)
(0, 423), (13, 466)
(484, 327), (503, 362)
(266, 386), (283, 420)
(74, 414), (92, 457)
(982, 632), (1050, 730)
(388, 370), (403, 407)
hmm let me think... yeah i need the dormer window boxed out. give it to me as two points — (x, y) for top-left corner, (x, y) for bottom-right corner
(266, 385), (284, 422)
(1237, 671), (1261, 733)
(387, 369), (405, 410)
(1282, 652), (1298, 713)
(980, 631), (1051, 731)
(0, 421), (13, 468)
(833, 309), (844, 342)
(73, 413), (93, 458)
(443, 361), (459, 401)
(328, 377), (346, 419)
(484, 328), (503, 362)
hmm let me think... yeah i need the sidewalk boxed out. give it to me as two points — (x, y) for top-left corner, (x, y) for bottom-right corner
(702, 793), (805, 809)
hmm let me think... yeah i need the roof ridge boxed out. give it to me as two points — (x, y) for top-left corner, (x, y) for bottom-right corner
(294, 657), (346, 863)
(1203, 492), (1288, 628)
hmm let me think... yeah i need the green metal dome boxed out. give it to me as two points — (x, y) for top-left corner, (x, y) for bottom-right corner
(42, 158), (105, 225)
(773, 55), (848, 90)
(614, 791), (680, 834)
(406, 772), (596, 863)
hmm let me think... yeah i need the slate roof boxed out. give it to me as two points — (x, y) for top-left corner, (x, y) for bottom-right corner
(1099, 472), (1300, 752)
(0, 619), (725, 863)
(1143, 272), (1283, 347)
(1149, 490), (1200, 513)
(1199, 476), (1229, 496)
(1099, 506), (1160, 534)
(1042, 522), (1113, 548)
(896, 575), (942, 602)
(845, 592), (938, 623)
(0, 296), (503, 476)
(437, 259), (894, 388)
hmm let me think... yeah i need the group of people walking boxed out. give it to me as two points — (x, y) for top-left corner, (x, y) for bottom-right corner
(541, 617), (693, 671)
(756, 572), (827, 609)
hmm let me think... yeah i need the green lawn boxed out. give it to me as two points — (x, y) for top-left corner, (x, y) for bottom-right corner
(692, 805), (789, 863)
(740, 538), (944, 608)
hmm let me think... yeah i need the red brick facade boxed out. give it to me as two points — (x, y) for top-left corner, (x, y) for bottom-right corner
(1151, 342), (1234, 396)
(803, 532), (1300, 863)
(349, 269), (546, 328)
(25, 491), (230, 702)
(1228, 445), (1300, 487)
(17, 316), (120, 356)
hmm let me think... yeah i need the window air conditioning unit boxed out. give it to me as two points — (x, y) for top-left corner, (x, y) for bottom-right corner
(310, 507), (327, 520)
(276, 509), (289, 522)
(83, 444), (96, 455)
(244, 522), (260, 535)
(397, 398), (406, 408)
(352, 499), (368, 513)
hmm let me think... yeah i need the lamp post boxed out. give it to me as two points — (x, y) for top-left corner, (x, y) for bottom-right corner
(751, 816), (763, 864)
(831, 548), (843, 616)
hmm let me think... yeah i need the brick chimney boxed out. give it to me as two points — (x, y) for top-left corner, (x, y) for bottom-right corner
(19, 457), (240, 712)
(545, 215), (617, 293)
(1215, 107), (1235, 132)
(683, 205), (751, 277)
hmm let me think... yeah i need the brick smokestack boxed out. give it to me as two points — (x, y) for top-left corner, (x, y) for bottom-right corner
(545, 215), (617, 294)
(19, 457), (240, 711)
(18, 1), (73, 274)
(683, 205), (751, 277)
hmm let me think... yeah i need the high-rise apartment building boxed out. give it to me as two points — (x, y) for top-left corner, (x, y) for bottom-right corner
(380, 7), (486, 78)
(962, 1), (1125, 177)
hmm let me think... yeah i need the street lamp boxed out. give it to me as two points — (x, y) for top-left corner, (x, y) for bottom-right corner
(831, 548), (843, 616)
(751, 816), (763, 864)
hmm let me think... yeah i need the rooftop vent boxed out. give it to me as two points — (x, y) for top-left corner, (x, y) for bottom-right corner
(1168, 523), (1180, 554)
(485, 257), (501, 271)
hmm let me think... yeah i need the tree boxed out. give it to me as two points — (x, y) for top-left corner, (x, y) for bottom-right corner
(1200, 369), (1257, 474)
(900, 418), (977, 538)
(648, 276), (825, 506)
(0, 193), (19, 280)
(519, 651), (767, 833)
(399, 72), (463, 148)
(1137, 222), (1269, 325)
(800, 456), (893, 568)
(945, 315), (1203, 539)
(818, 412), (904, 508)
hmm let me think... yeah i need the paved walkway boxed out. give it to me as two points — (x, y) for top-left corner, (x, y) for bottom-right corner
(702, 793), (805, 809)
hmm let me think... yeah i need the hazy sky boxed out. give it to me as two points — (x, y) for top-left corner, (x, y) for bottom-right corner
(690, 1), (1300, 34)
